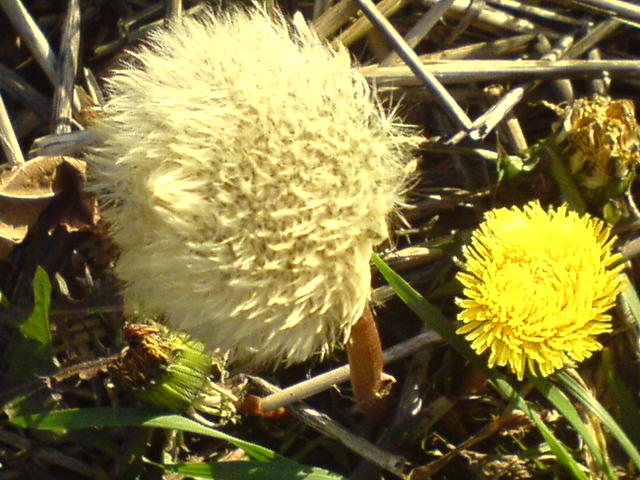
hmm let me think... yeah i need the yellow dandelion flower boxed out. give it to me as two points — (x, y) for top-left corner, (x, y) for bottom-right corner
(456, 201), (624, 380)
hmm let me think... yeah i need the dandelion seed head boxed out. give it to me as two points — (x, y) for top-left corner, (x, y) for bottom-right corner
(88, 7), (416, 367)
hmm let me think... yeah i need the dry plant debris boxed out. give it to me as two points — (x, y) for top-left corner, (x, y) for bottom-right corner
(0, 155), (96, 259)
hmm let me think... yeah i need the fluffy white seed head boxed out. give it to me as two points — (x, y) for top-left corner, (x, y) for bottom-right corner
(89, 7), (416, 367)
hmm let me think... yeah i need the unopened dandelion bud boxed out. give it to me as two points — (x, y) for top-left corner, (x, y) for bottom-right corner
(89, 7), (416, 367)
(456, 201), (624, 380)
(109, 323), (237, 421)
(553, 95), (640, 202)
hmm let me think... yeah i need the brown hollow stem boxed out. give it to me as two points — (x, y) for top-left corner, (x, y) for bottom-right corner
(346, 302), (392, 419)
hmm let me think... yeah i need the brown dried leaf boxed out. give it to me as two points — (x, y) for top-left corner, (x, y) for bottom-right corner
(0, 155), (97, 260)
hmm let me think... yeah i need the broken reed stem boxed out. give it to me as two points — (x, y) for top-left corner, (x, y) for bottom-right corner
(0, 92), (24, 165)
(165, 0), (182, 22)
(259, 329), (442, 413)
(380, 0), (456, 67)
(52, 0), (80, 134)
(354, 0), (473, 131)
(311, 0), (359, 39)
(0, 0), (57, 84)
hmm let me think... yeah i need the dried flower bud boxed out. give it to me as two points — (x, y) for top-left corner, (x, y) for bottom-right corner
(109, 323), (237, 422)
(89, 8), (416, 367)
(554, 95), (640, 201)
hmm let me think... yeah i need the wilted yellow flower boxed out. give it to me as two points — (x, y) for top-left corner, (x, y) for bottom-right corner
(88, 8), (415, 367)
(456, 201), (624, 380)
(109, 323), (237, 423)
(556, 95), (640, 200)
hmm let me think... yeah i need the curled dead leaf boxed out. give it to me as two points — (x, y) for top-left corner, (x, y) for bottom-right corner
(0, 155), (97, 260)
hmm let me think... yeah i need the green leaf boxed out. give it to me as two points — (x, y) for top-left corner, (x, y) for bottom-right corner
(160, 460), (347, 480)
(496, 149), (539, 181)
(2, 267), (55, 416)
(21, 266), (53, 345)
(5, 266), (53, 385)
(11, 407), (281, 463)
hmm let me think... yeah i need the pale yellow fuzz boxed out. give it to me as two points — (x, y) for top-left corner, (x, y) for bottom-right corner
(88, 8), (415, 367)
(456, 201), (624, 380)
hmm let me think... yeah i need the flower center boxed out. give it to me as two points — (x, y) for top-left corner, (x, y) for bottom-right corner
(485, 254), (577, 335)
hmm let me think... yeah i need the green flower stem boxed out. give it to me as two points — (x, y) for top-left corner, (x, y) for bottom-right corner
(545, 141), (587, 214)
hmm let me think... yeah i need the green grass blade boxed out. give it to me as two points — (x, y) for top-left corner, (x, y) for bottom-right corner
(11, 407), (281, 462)
(372, 253), (480, 366)
(372, 253), (589, 479)
(620, 273), (640, 329)
(601, 349), (640, 446)
(517, 405), (589, 480)
(529, 375), (616, 480)
(160, 460), (347, 480)
(556, 370), (640, 471)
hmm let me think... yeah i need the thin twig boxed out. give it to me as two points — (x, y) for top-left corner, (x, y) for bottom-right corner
(248, 375), (411, 479)
(0, 62), (51, 120)
(312, 0), (329, 20)
(486, 0), (587, 26)
(587, 49), (610, 95)
(311, 0), (358, 39)
(565, 0), (640, 23)
(29, 130), (99, 157)
(82, 67), (104, 105)
(0, 92), (24, 165)
(534, 35), (574, 103)
(422, 33), (536, 61)
(383, 246), (445, 271)
(91, 3), (207, 59)
(361, 58), (640, 85)
(442, 0), (484, 45)
(332, 0), (411, 47)
(449, 35), (574, 143)
(355, 0), (472, 130)
(562, 17), (622, 59)
(259, 330), (441, 411)
(484, 85), (528, 151)
(0, 0), (58, 83)
(380, 0), (457, 66)
(421, 0), (556, 36)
